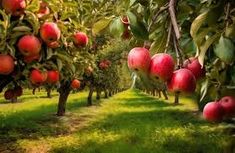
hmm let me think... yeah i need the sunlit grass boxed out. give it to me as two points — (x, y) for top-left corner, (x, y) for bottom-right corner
(0, 89), (231, 153)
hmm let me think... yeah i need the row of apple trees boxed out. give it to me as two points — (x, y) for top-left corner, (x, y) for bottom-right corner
(0, 0), (131, 116)
(106, 0), (235, 122)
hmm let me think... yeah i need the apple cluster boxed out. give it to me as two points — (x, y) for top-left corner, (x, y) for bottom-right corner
(127, 47), (205, 94)
(203, 96), (235, 122)
(0, 0), (89, 98)
(99, 59), (112, 70)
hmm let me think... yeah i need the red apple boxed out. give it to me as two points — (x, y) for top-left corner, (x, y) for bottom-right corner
(122, 28), (131, 40)
(203, 101), (224, 122)
(167, 68), (196, 93)
(121, 16), (129, 26)
(71, 79), (80, 89)
(183, 57), (205, 80)
(47, 41), (60, 48)
(73, 32), (89, 47)
(30, 69), (47, 85)
(47, 70), (60, 84)
(40, 22), (61, 43)
(17, 35), (42, 56)
(37, 1), (50, 18)
(149, 53), (175, 81)
(4, 89), (15, 100)
(23, 54), (40, 63)
(0, 54), (15, 75)
(127, 47), (151, 73)
(14, 86), (23, 97)
(2, 0), (26, 16)
(219, 96), (235, 118)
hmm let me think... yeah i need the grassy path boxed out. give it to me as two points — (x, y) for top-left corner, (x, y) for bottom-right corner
(0, 90), (231, 153)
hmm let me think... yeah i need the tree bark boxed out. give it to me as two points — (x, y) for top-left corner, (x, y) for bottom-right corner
(174, 92), (180, 104)
(96, 89), (101, 100)
(57, 81), (71, 116)
(104, 90), (108, 98)
(109, 90), (112, 97)
(46, 87), (52, 98)
(87, 86), (94, 106)
(162, 90), (168, 100)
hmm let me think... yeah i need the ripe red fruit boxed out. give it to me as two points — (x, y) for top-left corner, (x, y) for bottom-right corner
(47, 41), (60, 48)
(128, 47), (151, 73)
(17, 35), (41, 56)
(47, 70), (60, 84)
(71, 79), (81, 89)
(4, 89), (15, 100)
(99, 62), (108, 69)
(14, 86), (23, 97)
(2, 0), (26, 16)
(121, 16), (129, 26)
(73, 32), (89, 47)
(0, 54), (15, 75)
(37, 1), (50, 18)
(23, 54), (40, 63)
(149, 53), (175, 81)
(30, 69), (47, 85)
(122, 28), (131, 40)
(183, 57), (206, 80)
(203, 101), (224, 122)
(40, 22), (61, 43)
(167, 68), (196, 93)
(219, 96), (235, 118)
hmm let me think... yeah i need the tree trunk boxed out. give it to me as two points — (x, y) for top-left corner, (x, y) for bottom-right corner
(46, 87), (52, 98)
(57, 81), (71, 116)
(87, 86), (94, 106)
(162, 90), (168, 100)
(11, 97), (18, 103)
(109, 90), (112, 97)
(158, 90), (162, 98)
(96, 89), (101, 100)
(174, 92), (180, 105)
(104, 90), (108, 98)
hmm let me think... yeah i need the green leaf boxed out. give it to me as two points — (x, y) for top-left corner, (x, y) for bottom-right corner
(198, 33), (220, 66)
(92, 18), (113, 35)
(12, 26), (32, 32)
(57, 59), (63, 71)
(129, 21), (149, 40)
(26, 0), (40, 12)
(214, 36), (235, 64)
(200, 79), (210, 102)
(127, 11), (137, 25)
(190, 11), (208, 40)
(109, 17), (125, 37)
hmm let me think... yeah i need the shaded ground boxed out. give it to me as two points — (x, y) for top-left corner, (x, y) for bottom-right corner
(0, 90), (233, 153)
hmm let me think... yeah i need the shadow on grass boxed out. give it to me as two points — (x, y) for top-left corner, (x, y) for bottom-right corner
(0, 95), (98, 145)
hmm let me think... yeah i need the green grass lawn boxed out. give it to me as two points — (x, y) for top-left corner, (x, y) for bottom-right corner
(0, 89), (233, 153)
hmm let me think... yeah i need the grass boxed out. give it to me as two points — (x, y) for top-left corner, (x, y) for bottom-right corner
(0, 89), (233, 153)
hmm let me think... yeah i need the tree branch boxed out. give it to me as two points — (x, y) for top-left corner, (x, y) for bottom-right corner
(164, 22), (172, 53)
(148, 3), (169, 32)
(169, 0), (180, 40)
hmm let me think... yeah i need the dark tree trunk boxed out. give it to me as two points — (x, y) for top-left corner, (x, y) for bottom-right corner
(158, 91), (162, 98)
(104, 90), (108, 98)
(87, 86), (94, 106)
(162, 90), (168, 100)
(57, 81), (71, 116)
(11, 97), (18, 103)
(46, 87), (52, 98)
(109, 90), (112, 97)
(96, 89), (101, 100)
(152, 90), (156, 96)
(174, 92), (180, 105)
